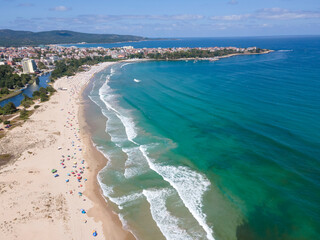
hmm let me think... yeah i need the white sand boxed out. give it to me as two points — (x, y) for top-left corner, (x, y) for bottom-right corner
(0, 62), (134, 240)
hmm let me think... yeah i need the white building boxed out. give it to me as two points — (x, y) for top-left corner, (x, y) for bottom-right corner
(22, 59), (37, 73)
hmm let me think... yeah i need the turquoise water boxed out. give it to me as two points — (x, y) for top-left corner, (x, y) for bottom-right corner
(86, 37), (320, 240)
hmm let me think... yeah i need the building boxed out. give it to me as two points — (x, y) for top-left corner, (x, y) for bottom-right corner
(22, 58), (37, 73)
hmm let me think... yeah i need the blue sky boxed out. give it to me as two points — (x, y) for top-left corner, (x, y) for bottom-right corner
(1, 0), (320, 37)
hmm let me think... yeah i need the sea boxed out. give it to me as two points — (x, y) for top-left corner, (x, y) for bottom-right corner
(81, 37), (320, 240)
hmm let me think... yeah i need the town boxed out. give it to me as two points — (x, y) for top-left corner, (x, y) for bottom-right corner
(0, 44), (263, 75)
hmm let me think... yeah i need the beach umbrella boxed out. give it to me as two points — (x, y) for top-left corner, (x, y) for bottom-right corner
(66, 179), (69, 182)
(93, 231), (97, 237)
(81, 209), (86, 214)
(51, 169), (57, 173)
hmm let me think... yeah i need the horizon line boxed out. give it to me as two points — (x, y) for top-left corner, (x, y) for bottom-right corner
(1, 29), (320, 39)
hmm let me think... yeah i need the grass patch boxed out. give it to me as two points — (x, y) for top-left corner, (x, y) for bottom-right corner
(19, 109), (34, 120)
(0, 90), (22, 102)
(0, 154), (13, 167)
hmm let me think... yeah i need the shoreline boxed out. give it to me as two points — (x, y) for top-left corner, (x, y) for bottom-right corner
(78, 63), (136, 240)
(0, 51), (273, 239)
(0, 90), (22, 103)
(153, 49), (274, 62)
(0, 61), (134, 239)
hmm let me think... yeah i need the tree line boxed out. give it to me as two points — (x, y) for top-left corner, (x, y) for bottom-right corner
(51, 56), (117, 80)
(0, 65), (32, 89)
(0, 86), (56, 116)
(129, 48), (265, 60)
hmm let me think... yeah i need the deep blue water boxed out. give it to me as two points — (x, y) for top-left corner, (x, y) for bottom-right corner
(85, 37), (320, 240)
(0, 73), (51, 107)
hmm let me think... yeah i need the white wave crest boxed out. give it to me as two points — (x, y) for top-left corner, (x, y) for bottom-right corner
(121, 63), (133, 68)
(99, 81), (138, 143)
(140, 145), (215, 240)
(123, 147), (149, 178)
(143, 188), (194, 240)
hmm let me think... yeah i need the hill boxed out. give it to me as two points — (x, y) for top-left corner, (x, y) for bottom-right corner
(0, 29), (148, 47)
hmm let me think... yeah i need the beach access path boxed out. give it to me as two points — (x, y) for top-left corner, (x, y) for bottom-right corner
(0, 62), (134, 240)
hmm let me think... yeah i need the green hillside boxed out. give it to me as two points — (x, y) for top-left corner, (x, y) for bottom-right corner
(0, 29), (148, 47)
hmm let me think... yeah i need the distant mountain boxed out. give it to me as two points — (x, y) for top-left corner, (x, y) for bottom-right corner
(0, 29), (149, 47)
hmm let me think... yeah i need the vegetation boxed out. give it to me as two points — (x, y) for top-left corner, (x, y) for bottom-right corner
(37, 61), (48, 70)
(46, 85), (56, 94)
(51, 56), (117, 80)
(21, 94), (34, 108)
(0, 65), (31, 89)
(0, 87), (9, 94)
(0, 154), (12, 167)
(0, 102), (17, 115)
(142, 48), (266, 60)
(32, 86), (55, 102)
(0, 29), (148, 47)
(19, 108), (30, 120)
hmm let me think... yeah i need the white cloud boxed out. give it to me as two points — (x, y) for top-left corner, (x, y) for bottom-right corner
(228, 0), (238, 5)
(256, 8), (320, 20)
(17, 3), (34, 7)
(50, 6), (71, 12)
(211, 14), (250, 21)
(210, 8), (320, 21)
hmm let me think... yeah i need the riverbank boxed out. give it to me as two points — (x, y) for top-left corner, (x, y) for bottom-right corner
(0, 90), (22, 103)
(0, 62), (134, 239)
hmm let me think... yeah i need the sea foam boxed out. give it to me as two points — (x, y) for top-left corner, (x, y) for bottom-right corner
(99, 80), (138, 143)
(143, 188), (194, 240)
(140, 145), (215, 240)
(93, 66), (215, 240)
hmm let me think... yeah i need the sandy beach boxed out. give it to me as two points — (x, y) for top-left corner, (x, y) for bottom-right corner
(0, 62), (134, 240)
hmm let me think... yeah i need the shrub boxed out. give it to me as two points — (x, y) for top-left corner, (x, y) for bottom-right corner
(4, 120), (10, 124)
(2, 102), (16, 115)
(20, 108), (29, 119)
(40, 93), (49, 102)
(32, 90), (40, 98)
(46, 85), (56, 93)
(0, 88), (9, 94)
(34, 105), (40, 109)
(21, 94), (34, 108)
(39, 87), (48, 95)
